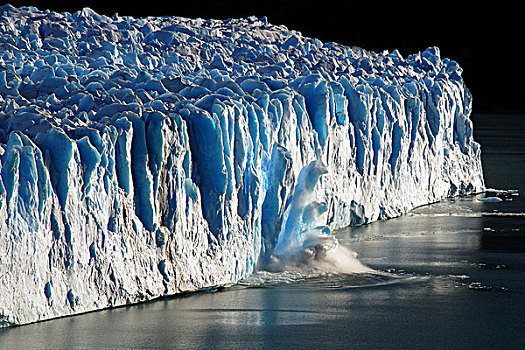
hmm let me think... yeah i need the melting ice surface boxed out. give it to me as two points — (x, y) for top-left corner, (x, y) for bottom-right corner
(0, 5), (483, 326)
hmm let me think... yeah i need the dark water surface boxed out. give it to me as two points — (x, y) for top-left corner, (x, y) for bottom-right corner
(1, 114), (525, 349)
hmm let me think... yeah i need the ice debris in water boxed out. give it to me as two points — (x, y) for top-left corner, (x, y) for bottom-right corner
(468, 282), (492, 291)
(0, 4), (483, 326)
(477, 197), (503, 203)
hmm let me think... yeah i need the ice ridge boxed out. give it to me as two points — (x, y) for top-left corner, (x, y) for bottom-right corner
(0, 4), (483, 326)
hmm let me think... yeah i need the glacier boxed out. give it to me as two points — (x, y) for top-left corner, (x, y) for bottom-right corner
(0, 4), (484, 326)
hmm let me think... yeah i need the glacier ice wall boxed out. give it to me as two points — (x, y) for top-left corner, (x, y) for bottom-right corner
(0, 4), (483, 326)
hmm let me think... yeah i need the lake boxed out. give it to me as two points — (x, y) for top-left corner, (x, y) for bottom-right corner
(1, 114), (524, 349)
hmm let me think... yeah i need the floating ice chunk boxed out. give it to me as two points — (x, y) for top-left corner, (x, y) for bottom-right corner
(477, 197), (503, 203)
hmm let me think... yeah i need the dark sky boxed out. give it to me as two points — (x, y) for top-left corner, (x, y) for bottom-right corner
(6, 0), (524, 113)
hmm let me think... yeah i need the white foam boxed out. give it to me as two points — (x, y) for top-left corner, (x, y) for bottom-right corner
(269, 233), (373, 274)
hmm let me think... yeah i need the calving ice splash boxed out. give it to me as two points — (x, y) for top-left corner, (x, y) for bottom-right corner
(269, 160), (372, 274)
(0, 5), (483, 326)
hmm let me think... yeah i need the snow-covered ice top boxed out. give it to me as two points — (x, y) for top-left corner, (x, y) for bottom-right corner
(0, 4), (483, 326)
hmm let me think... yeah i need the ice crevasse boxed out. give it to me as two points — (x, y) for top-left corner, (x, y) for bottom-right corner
(0, 5), (484, 326)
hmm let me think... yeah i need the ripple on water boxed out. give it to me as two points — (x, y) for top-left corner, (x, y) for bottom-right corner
(238, 270), (427, 291)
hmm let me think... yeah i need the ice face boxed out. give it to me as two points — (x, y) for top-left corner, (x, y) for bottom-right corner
(0, 5), (484, 326)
